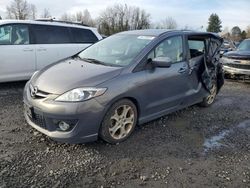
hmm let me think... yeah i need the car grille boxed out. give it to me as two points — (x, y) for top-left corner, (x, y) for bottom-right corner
(225, 63), (250, 70)
(29, 112), (46, 129)
(29, 84), (50, 99)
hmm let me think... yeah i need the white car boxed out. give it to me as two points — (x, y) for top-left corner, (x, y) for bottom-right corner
(0, 19), (102, 82)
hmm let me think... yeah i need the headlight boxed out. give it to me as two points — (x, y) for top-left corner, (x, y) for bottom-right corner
(55, 87), (107, 102)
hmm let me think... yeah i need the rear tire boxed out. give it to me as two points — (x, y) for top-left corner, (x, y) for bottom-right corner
(199, 82), (217, 107)
(99, 99), (138, 144)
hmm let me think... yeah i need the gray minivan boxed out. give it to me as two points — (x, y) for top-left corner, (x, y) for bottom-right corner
(23, 29), (224, 144)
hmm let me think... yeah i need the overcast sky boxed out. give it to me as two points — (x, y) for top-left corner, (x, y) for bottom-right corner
(0, 0), (249, 30)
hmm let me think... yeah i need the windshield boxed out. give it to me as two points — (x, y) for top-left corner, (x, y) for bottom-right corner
(237, 40), (250, 51)
(78, 34), (155, 67)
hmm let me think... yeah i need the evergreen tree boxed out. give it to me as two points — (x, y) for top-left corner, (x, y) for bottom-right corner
(207, 13), (222, 33)
(241, 30), (246, 40)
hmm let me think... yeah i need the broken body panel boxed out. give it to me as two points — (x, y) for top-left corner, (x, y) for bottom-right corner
(187, 33), (223, 93)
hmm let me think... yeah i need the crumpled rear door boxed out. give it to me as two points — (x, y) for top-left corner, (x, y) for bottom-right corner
(201, 35), (223, 93)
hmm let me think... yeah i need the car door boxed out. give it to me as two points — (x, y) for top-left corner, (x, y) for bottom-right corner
(0, 24), (36, 82)
(184, 37), (209, 105)
(70, 27), (99, 52)
(143, 35), (190, 117)
(32, 25), (79, 70)
(32, 24), (59, 70)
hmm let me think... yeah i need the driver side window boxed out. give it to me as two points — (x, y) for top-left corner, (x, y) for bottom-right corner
(148, 36), (183, 63)
(0, 24), (30, 45)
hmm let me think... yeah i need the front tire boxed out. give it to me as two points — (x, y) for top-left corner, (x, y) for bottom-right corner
(99, 99), (138, 144)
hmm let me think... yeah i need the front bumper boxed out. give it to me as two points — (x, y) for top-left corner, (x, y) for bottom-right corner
(23, 82), (106, 143)
(223, 65), (250, 76)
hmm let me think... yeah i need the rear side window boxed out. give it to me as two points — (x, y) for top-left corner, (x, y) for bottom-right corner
(70, 28), (98, 43)
(188, 40), (205, 58)
(32, 25), (71, 44)
(0, 24), (29, 45)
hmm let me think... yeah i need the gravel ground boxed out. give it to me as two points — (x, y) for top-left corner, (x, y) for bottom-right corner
(0, 80), (249, 188)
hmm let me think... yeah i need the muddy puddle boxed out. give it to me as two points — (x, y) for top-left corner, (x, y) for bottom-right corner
(203, 119), (250, 152)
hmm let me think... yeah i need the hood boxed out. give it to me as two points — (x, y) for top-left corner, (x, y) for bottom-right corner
(31, 58), (122, 94)
(223, 50), (250, 60)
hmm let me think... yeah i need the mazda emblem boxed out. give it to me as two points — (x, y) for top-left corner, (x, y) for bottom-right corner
(30, 85), (38, 97)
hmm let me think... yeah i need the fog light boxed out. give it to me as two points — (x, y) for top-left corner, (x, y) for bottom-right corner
(58, 121), (70, 131)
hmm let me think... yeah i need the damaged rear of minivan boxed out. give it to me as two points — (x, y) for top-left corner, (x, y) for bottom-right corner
(187, 32), (224, 106)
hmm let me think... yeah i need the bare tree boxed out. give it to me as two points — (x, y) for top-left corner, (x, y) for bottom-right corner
(75, 11), (83, 22)
(6, 0), (32, 20)
(82, 9), (95, 26)
(97, 4), (150, 35)
(60, 13), (74, 22)
(220, 27), (231, 39)
(75, 9), (95, 26)
(61, 9), (95, 26)
(156, 17), (177, 29)
(246, 25), (250, 38)
(41, 8), (51, 18)
(30, 4), (36, 19)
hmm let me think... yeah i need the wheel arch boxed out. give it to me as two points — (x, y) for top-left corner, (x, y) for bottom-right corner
(107, 96), (141, 118)
(99, 96), (141, 128)
(97, 96), (141, 142)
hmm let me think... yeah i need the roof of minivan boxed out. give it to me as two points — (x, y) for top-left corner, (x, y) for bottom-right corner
(118, 29), (221, 38)
(0, 19), (96, 30)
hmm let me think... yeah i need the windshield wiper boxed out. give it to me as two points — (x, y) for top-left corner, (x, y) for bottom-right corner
(81, 58), (107, 65)
(79, 57), (123, 67)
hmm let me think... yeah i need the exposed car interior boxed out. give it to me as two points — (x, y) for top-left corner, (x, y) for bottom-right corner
(187, 34), (223, 93)
(13, 27), (29, 44)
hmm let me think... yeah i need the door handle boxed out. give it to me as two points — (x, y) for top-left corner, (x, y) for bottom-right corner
(37, 48), (47, 52)
(23, 48), (34, 52)
(178, 67), (187, 73)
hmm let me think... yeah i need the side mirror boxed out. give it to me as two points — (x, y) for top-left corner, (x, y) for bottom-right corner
(151, 57), (172, 68)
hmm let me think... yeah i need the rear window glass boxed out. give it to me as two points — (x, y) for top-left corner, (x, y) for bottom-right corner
(32, 25), (71, 44)
(70, 28), (98, 43)
(188, 40), (205, 58)
(188, 40), (205, 52)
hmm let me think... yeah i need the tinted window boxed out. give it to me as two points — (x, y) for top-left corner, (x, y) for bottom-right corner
(148, 36), (183, 63)
(0, 24), (29, 45)
(33, 25), (71, 44)
(71, 28), (98, 43)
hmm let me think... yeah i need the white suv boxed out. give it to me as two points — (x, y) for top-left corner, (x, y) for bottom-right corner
(0, 19), (102, 82)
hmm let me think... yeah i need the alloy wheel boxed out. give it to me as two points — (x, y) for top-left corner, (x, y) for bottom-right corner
(206, 84), (217, 105)
(109, 105), (135, 140)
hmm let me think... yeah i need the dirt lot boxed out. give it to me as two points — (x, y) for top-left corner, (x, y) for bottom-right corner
(0, 80), (249, 188)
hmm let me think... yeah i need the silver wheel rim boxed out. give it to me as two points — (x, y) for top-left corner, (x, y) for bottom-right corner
(207, 84), (217, 104)
(109, 105), (135, 140)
